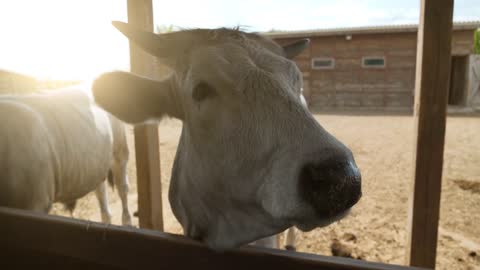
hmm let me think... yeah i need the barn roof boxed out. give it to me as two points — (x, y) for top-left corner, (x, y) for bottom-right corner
(264, 21), (480, 39)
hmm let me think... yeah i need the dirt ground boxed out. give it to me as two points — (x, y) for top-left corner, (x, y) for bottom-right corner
(51, 113), (480, 270)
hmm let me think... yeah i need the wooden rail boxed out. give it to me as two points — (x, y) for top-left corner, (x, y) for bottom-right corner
(0, 207), (427, 270)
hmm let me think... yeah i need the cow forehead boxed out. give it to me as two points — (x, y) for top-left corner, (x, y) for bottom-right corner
(200, 28), (285, 56)
(187, 43), (298, 90)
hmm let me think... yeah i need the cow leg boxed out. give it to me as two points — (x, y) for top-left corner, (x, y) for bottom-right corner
(284, 227), (297, 251)
(26, 198), (52, 214)
(112, 161), (132, 226)
(95, 181), (112, 224)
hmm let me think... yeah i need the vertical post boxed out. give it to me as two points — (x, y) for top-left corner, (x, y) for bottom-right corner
(127, 0), (164, 231)
(406, 0), (453, 268)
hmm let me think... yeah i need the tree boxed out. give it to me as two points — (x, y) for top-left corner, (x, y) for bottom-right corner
(475, 29), (480, 54)
(156, 24), (174, 34)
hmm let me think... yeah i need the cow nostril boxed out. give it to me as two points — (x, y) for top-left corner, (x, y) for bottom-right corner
(298, 163), (334, 216)
(345, 162), (361, 181)
(299, 160), (362, 217)
(301, 164), (331, 187)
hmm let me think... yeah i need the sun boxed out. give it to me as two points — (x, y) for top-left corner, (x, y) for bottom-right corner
(0, 0), (130, 81)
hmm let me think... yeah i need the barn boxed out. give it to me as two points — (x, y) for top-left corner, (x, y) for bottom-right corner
(267, 21), (480, 111)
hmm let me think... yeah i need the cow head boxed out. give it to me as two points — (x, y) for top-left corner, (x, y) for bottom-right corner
(93, 22), (361, 251)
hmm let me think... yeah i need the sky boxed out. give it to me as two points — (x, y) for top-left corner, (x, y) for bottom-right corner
(0, 0), (479, 80)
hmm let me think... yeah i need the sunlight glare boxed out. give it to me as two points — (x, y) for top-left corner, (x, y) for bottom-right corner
(0, 0), (129, 80)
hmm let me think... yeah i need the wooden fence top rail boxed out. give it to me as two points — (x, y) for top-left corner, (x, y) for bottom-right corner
(0, 207), (426, 270)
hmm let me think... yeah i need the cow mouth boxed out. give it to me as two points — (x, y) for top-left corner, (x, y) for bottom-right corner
(294, 209), (351, 232)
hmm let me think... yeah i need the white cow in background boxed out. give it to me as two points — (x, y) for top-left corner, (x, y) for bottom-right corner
(300, 87), (307, 107)
(259, 88), (307, 251)
(284, 87), (308, 250)
(283, 87), (307, 251)
(0, 87), (132, 226)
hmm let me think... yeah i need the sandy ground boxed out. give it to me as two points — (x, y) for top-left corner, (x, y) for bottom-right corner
(51, 114), (480, 270)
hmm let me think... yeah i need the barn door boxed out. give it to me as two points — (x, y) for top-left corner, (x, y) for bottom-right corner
(468, 55), (480, 107)
(448, 56), (468, 105)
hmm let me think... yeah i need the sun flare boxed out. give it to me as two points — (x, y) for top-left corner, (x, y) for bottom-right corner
(0, 0), (130, 81)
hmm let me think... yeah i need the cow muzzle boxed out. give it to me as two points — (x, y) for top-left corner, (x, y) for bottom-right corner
(299, 158), (362, 218)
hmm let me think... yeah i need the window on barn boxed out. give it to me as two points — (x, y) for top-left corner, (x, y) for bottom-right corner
(311, 57), (335, 70)
(362, 56), (386, 68)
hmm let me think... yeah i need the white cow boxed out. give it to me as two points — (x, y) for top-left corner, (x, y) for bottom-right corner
(0, 88), (132, 226)
(93, 22), (362, 251)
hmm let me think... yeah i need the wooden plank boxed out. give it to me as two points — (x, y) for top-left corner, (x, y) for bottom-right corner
(406, 0), (454, 268)
(0, 207), (427, 270)
(133, 124), (163, 230)
(1, 247), (121, 270)
(127, 0), (163, 231)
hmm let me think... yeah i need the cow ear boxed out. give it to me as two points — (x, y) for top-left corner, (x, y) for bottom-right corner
(282, 39), (310, 59)
(92, 71), (183, 124)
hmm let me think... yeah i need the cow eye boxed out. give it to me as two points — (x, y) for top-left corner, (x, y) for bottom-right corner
(193, 81), (217, 102)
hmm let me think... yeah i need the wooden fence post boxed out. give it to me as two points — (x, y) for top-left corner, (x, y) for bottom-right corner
(406, 0), (454, 268)
(127, 0), (164, 231)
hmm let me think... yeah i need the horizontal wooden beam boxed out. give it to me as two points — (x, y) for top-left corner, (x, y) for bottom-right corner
(0, 207), (427, 270)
